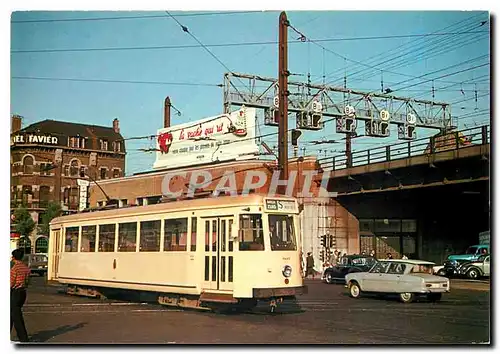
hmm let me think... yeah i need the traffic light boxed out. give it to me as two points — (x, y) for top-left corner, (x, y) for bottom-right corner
(291, 129), (302, 146)
(320, 235), (326, 248)
(366, 120), (390, 137)
(380, 121), (390, 136)
(319, 250), (325, 262)
(329, 235), (336, 248)
(397, 124), (417, 140)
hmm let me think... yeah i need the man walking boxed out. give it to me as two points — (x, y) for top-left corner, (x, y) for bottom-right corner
(11, 249), (30, 342)
(305, 252), (315, 279)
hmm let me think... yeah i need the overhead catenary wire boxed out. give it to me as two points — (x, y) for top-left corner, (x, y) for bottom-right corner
(11, 76), (223, 87)
(11, 11), (266, 23)
(323, 13), (486, 81)
(382, 62), (489, 95)
(286, 25), (487, 89)
(164, 11), (250, 93)
(342, 16), (488, 83)
(10, 31), (489, 54)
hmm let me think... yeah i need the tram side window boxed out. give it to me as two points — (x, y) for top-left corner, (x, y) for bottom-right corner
(269, 214), (297, 251)
(98, 224), (116, 252)
(239, 214), (264, 251)
(65, 227), (79, 252)
(190, 217), (197, 252)
(164, 218), (187, 252)
(140, 220), (161, 252)
(81, 225), (96, 252)
(118, 222), (137, 252)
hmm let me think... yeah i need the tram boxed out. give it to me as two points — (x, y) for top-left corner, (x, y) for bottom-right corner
(48, 194), (307, 312)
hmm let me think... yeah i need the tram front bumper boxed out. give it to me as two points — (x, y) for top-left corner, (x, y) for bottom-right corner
(252, 285), (308, 299)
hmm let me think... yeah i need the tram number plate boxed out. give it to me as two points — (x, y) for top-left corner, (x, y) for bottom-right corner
(265, 199), (296, 212)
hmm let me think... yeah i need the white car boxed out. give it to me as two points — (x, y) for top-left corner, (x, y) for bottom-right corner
(345, 259), (450, 303)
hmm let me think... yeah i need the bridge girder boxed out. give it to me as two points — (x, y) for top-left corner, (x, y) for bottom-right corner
(223, 72), (453, 130)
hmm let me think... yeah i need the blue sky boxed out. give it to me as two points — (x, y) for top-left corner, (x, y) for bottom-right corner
(10, 10), (490, 175)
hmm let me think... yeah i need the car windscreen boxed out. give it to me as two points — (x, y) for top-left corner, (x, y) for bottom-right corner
(369, 262), (389, 273)
(352, 257), (376, 267)
(465, 246), (478, 254)
(32, 255), (48, 263)
(269, 214), (296, 251)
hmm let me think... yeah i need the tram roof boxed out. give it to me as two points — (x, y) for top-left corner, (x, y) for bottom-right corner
(50, 194), (296, 226)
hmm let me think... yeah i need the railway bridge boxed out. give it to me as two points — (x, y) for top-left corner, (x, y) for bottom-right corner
(319, 125), (490, 263)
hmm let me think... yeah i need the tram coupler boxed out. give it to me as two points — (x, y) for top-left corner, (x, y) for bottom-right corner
(269, 297), (284, 313)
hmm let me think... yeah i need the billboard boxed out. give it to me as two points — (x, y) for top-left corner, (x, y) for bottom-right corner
(153, 106), (260, 170)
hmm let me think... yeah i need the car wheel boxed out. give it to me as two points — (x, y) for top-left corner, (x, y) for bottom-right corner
(399, 292), (414, 303)
(437, 269), (446, 276)
(427, 293), (442, 302)
(325, 273), (334, 284)
(466, 268), (479, 280)
(349, 282), (362, 299)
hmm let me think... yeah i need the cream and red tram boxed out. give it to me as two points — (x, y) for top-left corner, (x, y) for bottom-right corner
(48, 194), (306, 312)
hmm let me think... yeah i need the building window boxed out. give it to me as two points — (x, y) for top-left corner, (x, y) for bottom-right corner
(65, 227), (79, 252)
(11, 187), (17, 207)
(22, 186), (33, 205)
(35, 237), (49, 254)
(23, 156), (34, 174)
(70, 160), (80, 177)
(164, 218), (188, 252)
(100, 139), (109, 151)
(112, 169), (120, 178)
(79, 138), (86, 149)
(64, 165), (70, 176)
(39, 186), (50, 208)
(63, 188), (70, 205)
(81, 226), (96, 252)
(39, 163), (52, 176)
(18, 237), (32, 254)
(69, 187), (79, 210)
(98, 224), (116, 252)
(118, 222), (137, 252)
(113, 141), (122, 152)
(80, 166), (86, 178)
(146, 196), (161, 205)
(68, 137), (77, 148)
(140, 220), (161, 252)
(100, 168), (107, 180)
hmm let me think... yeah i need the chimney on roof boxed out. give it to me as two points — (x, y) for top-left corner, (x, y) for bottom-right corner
(113, 118), (120, 133)
(164, 97), (171, 128)
(11, 115), (22, 133)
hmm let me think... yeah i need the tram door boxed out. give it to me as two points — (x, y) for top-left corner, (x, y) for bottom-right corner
(50, 229), (61, 278)
(203, 217), (235, 291)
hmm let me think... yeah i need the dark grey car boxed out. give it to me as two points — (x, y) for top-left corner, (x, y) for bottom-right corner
(23, 254), (48, 276)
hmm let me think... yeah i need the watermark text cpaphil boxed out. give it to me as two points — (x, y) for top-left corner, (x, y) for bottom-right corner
(161, 170), (337, 198)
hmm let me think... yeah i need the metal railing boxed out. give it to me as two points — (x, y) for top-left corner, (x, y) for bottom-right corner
(318, 125), (490, 172)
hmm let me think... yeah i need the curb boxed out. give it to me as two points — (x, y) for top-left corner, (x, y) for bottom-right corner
(451, 283), (490, 291)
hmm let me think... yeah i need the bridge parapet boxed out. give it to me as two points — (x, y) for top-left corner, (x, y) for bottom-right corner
(318, 125), (490, 172)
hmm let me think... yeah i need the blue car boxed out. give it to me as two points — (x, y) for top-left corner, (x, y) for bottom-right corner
(447, 244), (489, 262)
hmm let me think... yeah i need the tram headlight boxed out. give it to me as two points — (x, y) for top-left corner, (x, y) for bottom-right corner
(282, 265), (292, 278)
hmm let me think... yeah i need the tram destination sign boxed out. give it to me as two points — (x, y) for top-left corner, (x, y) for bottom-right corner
(265, 199), (298, 213)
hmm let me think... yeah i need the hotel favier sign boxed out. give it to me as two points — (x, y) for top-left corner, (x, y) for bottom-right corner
(11, 134), (59, 145)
